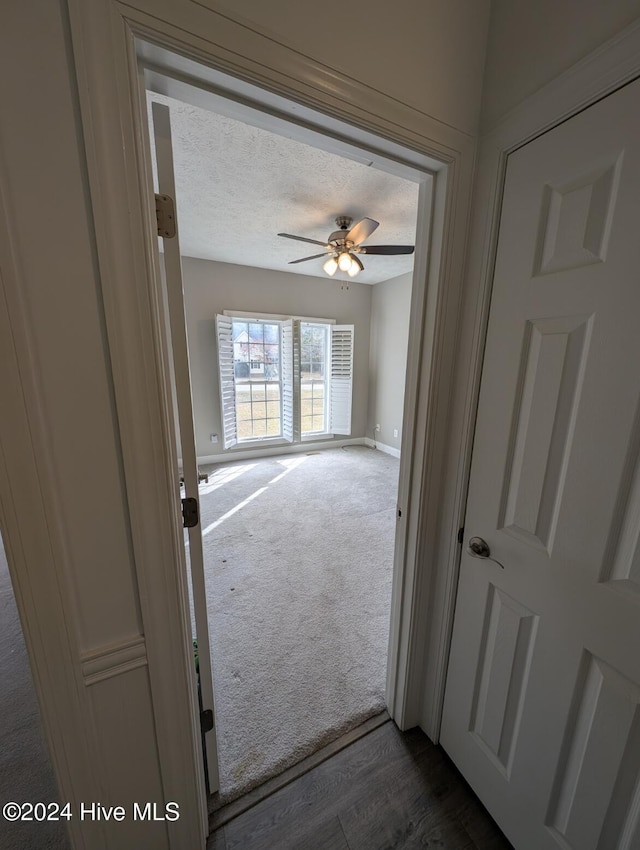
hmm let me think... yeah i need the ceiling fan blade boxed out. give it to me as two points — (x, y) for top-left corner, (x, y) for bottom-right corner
(346, 217), (379, 245)
(288, 252), (331, 264)
(360, 245), (415, 255)
(278, 232), (329, 247)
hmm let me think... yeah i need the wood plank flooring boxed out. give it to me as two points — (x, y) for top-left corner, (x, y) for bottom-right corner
(207, 720), (513, 850)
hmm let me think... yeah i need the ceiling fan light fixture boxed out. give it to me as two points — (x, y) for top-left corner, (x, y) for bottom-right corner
(338, 251), (352, 272)
(323, 256), (338, 276)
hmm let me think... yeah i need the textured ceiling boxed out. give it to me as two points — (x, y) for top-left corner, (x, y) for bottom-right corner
(148, 92), (420, 285)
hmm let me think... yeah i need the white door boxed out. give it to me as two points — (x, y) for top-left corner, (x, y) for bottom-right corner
(151, 101), (220, 794)
(441, 79), (640, 850)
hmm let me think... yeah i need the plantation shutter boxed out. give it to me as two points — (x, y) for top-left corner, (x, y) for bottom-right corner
(329, 325), (354, 435)
(216, 314), (237, 449)
(281, 320), (294, 443)
(292, 320), (301, 443)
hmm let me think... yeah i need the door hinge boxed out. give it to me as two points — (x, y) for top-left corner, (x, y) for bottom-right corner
(200, 708), (214, 734)
(457, 526), (465, 545)
(182, 497), (199, 528)
(155, 193), (176, 238)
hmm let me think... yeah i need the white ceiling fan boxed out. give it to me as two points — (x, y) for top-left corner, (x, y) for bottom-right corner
(278, 215), (414, 278)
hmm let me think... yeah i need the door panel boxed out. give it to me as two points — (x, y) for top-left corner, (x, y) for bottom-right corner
(470, 585), (538, 778)
(500, 314), (592, 554)
(151, 101), (220, 794)
(442, 78), (640, 849)
(548, 653), (640, 850)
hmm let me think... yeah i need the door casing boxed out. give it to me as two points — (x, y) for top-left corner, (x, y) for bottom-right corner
(66, 0), (475, 814)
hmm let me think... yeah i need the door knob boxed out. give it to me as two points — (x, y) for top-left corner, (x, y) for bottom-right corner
(467, 536), (504, 568)
(468, 536), (491, 558)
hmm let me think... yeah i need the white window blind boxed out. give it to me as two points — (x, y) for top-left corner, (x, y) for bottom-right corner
(292, 319), (301, 443)
(329, 325), (354, 435)
(215, 314), (237, 449)
(281, 319), (294, 443)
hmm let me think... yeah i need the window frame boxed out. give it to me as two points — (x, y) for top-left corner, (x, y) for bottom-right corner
(217, 311), (352, 449)
(231, 317), (284, 443)
(299, 321), (330, 438)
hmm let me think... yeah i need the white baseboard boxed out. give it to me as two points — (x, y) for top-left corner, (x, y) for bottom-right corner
(364, 437), (401, 459)
(195, 437), (366, 466)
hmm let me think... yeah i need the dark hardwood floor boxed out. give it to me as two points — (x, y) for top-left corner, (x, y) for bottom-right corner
(207, 720), (513, 850)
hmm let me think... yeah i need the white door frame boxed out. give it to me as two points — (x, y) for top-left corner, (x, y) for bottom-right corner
(131, 39), (443, 731)
(67, 0), (475, 782)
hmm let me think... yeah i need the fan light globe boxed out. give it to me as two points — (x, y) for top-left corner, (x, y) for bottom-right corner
(347, 259), (361, 278)
(323, 256), (338, 276)
(338, 251), (352, 272)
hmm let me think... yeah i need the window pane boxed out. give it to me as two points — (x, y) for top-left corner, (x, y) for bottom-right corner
(237, 420), (252, 439)
(264, 323), (278, 343)
(232, 321), (248, 340)
(232, 321), (283, 442)
(266, 401), (280, 417)
(300, 323), (328, 436)
(249, 322), (263, 342)
(236, 402), (252, 421)
(301, 388), (312, 419)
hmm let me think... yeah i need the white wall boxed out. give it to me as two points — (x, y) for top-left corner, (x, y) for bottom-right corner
(481, 0), (640, 131)
(212, 0), (491, 136)
(182, 257), (372, 458)
(367, 272), (413, 452)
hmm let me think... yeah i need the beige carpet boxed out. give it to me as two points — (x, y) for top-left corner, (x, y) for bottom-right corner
(196, 445), (398, 804)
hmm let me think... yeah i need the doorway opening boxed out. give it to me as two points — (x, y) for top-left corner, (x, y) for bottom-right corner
(135, 40), (438, 805)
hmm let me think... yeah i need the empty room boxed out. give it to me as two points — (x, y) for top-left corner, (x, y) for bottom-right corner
(145, 84), (422, 805)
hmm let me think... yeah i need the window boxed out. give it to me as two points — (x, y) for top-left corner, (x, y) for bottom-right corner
(216, 315), (353, 449)
(232, 320), (281, 440)
(300, 323), (328, 435)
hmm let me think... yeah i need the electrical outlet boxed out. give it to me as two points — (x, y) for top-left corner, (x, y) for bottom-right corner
(375, 423), (381, 432)
(210, 434), (218, 444)
(394, 429), (398, 438)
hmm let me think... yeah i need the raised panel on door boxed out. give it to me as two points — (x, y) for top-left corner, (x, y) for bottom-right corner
(548, 653), (640, 850)
(470, 584), (539, 777)
(441, 77), (640, 850)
